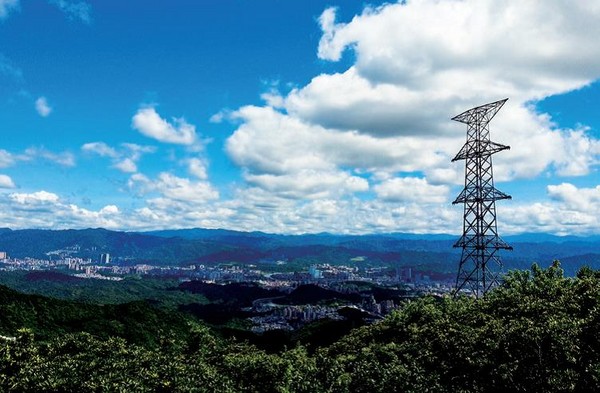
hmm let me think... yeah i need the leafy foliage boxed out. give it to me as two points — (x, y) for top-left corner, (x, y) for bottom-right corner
(0, 284), (194, 347)
(1, 262), (600, 392)
(0, 271), (208, 308)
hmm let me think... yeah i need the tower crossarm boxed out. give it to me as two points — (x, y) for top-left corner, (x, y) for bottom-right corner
(452, 186), (511, 204)
(452, 141), (510, 161)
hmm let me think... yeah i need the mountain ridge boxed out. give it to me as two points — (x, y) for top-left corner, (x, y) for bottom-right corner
(0, 227), (597, 274)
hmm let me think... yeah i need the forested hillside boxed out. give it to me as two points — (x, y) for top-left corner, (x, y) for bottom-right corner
(1, 262), (599, 392)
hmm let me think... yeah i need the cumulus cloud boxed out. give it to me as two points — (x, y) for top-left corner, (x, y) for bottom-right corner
(82, 142), (155, 173)
(0, 190), (126, 229)
(547, 183), (600, 212)
(374, 177), (450, 204)
(0, 0), (18, 20)
(81, 142), (117, 158)
(220, 0), (600, 236)
(10, 190), (60, 205)
(245, 170), (368, 200)
(128, 172), (218, 204)
(0, 183), (457, 233)
(218, 190), (460, 235)
(117, 171), (227, 230)
(226, 105), (446, 195)
(35, 97), (52, 117)
(277, 1), (600, 180)
(503, 183), (600, 235)
(132, 107), (198, 146)
(0, 175), (15, 189)
(317, 2), (600, 93)
(154, 172), (219, 203)
(7, 180), (600, 236)
(187, 158), (208, 180)
(113, 158), (137, 173)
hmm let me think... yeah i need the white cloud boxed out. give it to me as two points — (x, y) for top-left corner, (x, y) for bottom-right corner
(0, 190), (126, 229)
(10, 190), (60, 205)
(302, 199), (339, 217)
(22, 147), (75, 167)
(0, 147), (75, 168)
(0, 150), (14, 168)
(245, 170), (368, 200)
(226, 105), (448, 188)
(113, 158), (137, 173)
(260, 85), (285, 109)
(0, 175), (15, 189)
(547, 183), (600, 212)
(279, 1), (600, 180)
(552, 130), (600, 177)
(99, 204), (119, 215)
(220, 0), (600, 236)
(122, 143), (156, 158)
(82, 142), (155, 173)
(81, 142), (117, 158)
(35, 97), (52, 117)
(219, 191), (460, 235)
(132, 107), (198, 146)
(128, 172), (218, 204)
(0, 0), (18, 20)
(503, 183), (600, 235)
(374, 177), (449, 204)
(224, 1), (600, 211)
(227, 106), (385, 199)
(317, 2), (600, 93)
(209, 109), (232, 124)
(0, 183), (458, 233)
(187, 158), (208, 180)
(49, 0), (91, 24)
(155, 172), (219, 203)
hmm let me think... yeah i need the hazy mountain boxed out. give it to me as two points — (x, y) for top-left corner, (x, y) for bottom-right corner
(0, 228), (597, 274)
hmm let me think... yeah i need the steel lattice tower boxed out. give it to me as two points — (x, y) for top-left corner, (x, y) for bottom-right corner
(452, 98), (512, 297)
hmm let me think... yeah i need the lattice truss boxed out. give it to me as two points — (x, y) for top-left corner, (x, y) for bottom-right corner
(452, 98), (512, 297)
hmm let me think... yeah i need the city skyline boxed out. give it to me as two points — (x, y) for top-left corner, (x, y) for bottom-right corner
(1, 0), (600, 235)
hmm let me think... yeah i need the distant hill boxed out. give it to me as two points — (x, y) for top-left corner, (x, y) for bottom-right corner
(0, 227), (598, 274)
(0, 228), (238, 265)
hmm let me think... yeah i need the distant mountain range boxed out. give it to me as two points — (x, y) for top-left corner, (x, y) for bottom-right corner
(0, 227), (598, 275)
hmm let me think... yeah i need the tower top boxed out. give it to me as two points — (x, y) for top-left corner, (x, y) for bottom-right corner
(451, 98), (508, 126)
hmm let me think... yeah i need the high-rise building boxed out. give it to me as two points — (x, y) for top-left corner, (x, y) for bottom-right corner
(100, 253), (111, 264)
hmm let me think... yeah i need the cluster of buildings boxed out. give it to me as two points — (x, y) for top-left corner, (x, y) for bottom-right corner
(250, 305), (344, 333)
(0, 244), (456, 333)
(248, 294), (406, 333)
(0, 246), (455, 293)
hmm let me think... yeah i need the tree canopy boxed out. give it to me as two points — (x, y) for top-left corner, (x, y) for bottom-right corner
(1, 262), (599, 392)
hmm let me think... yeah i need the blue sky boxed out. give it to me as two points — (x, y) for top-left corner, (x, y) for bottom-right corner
(0, 0), (599, 235)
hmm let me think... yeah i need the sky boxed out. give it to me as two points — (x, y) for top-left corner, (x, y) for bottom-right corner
(0, 0), (600, 235)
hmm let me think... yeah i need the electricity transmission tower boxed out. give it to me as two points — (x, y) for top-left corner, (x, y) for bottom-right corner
(452, 98), (512, 297)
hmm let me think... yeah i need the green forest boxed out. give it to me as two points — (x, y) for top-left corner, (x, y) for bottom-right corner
(1, 262), (599, 392)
